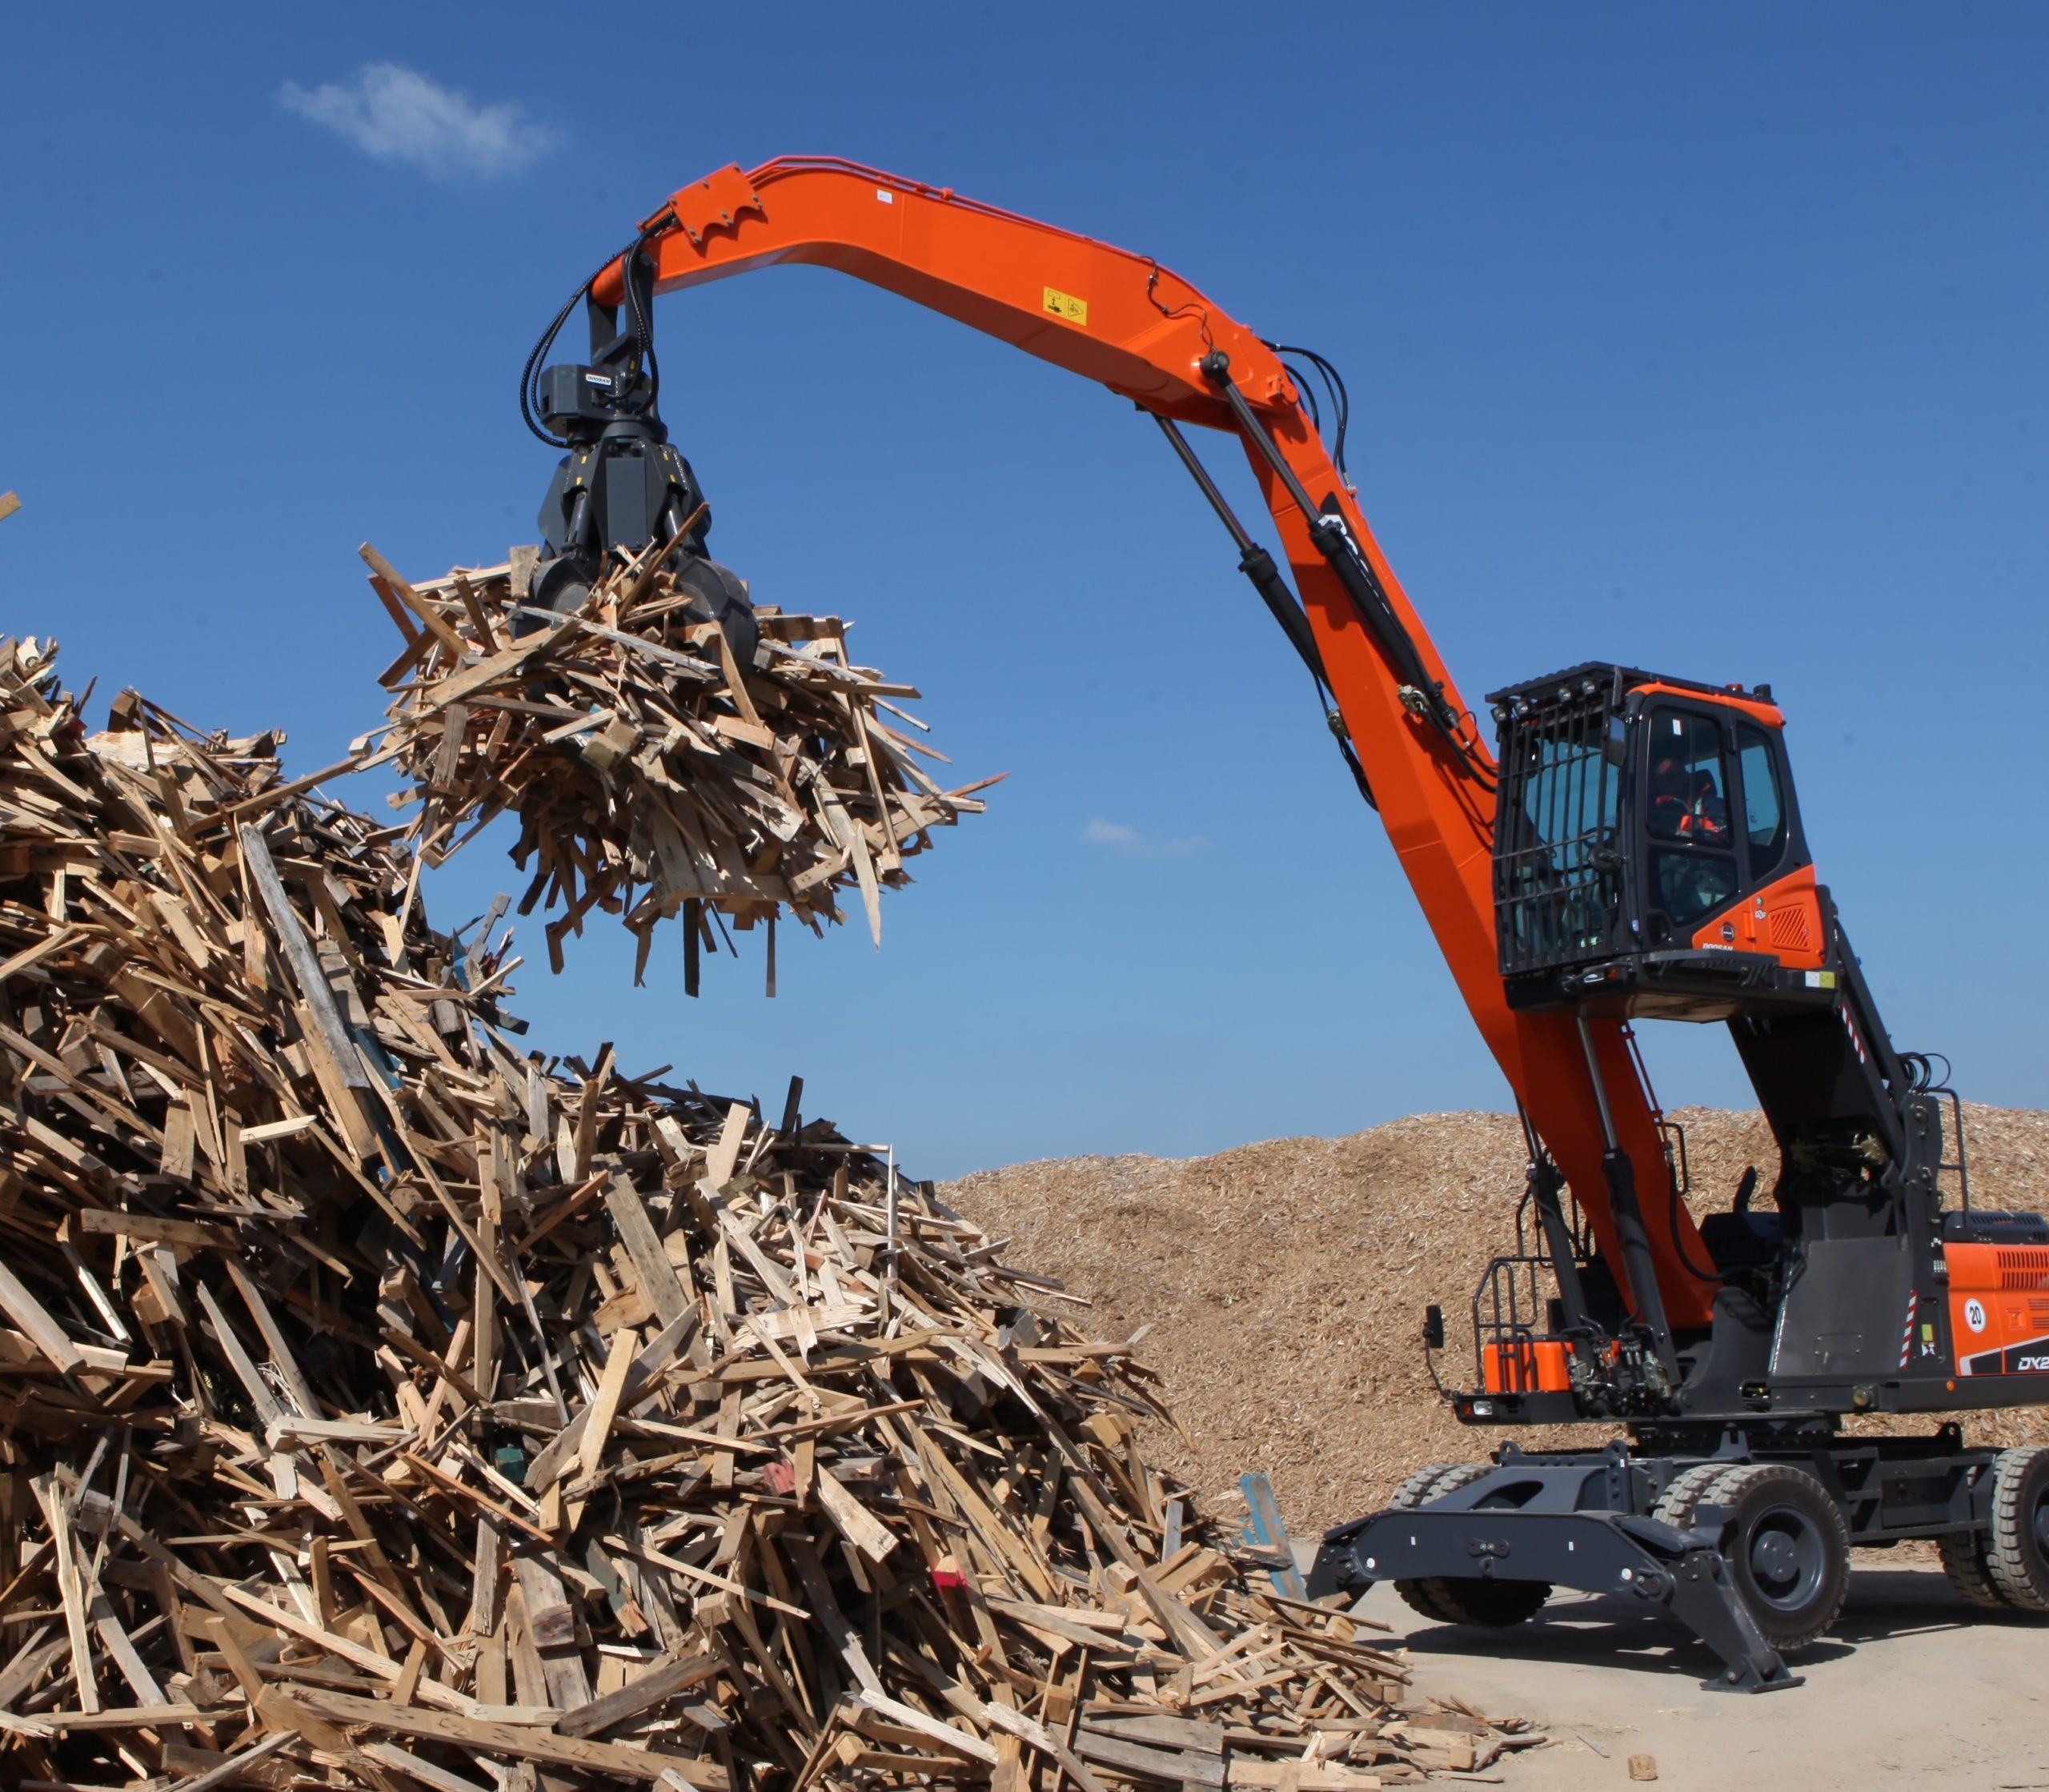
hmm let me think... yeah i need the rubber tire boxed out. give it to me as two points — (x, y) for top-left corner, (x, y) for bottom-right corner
(1987, 1446), (2049, 1612)
(1400, 1575), (1552, 1628)
(1393, 1576), (1468, 1626)
(1387, 1462), (1487, 1510)
(1386, 1463), (1551, 1628)
(1651, 1461), (1736, 1531)
(1704, 1463), (1851, 1652)
(1389, 1464), (1487, 1622)
(1937, 1529), (2010, 1611)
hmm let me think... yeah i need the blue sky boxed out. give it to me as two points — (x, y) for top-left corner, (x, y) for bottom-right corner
(4, 5), (2043, 1177)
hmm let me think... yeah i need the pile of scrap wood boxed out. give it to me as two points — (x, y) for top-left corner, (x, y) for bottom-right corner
(365, 545), (995, 984)
(0, 634), (1539, 1787)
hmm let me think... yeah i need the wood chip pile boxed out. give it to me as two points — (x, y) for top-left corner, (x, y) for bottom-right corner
(0, 634), (1536, 1787)
(366, 545), (994, 984)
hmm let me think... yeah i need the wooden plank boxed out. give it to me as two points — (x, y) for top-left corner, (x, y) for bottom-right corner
(162, 1728), (309, 1792)
(1081, 1712), (1227, 1754)
(285, 1686), (728, 1786)
(1225, 1764), (1384, 1790)
(75, 1207), (235, 1251)
(604, 1173), (691, 1325)
(361, 542), (467, 658)
(0, 1260), (84, 1372)
(844, 1690), (997, 1766)
(1073, 1729), (1226, 1787)
(237, 824), (371, 1089)
(813, 1467), (899, 1565)
(239, 1113), (321, 1144)
(28, 1476), (98, 1714)
(361, 1742), (496, 1792)
(557, 1650), (723, 1738)
(194, 1281), (283, 1429)
(1238, 1471), (1307, 1603)
(981, 1699), (1115, 1792)
(510, 1552), (579, 1651)
(577, 1327), (637, 1485)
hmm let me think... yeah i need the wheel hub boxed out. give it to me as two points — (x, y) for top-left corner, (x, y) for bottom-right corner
(1746, 1509), (1823, 1608)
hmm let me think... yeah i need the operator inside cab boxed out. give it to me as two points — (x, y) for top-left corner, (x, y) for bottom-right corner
(1649, 751), (1729, 843)
(1646, 712), (1738, 930)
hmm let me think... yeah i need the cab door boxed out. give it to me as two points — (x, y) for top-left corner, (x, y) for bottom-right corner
(1634, 704), (1743, 948)
(1719, 718), (1826, 968)
(1632, 700), (1822, 967)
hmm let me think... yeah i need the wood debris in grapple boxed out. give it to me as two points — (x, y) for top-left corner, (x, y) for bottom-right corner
(369, 545), (996, 984)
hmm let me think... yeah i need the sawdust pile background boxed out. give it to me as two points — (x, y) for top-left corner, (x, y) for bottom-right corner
(944, 1104), (2049, 1534)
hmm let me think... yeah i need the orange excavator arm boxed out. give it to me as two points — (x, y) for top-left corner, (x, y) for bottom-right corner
(589, 154), (1716, 1336)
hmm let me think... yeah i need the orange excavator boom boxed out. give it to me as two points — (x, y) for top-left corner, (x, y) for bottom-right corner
(582, 154), (1717, 1334)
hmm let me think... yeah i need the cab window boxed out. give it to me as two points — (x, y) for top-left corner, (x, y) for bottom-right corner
(1646, 708), (1737, 929)
(1736, 723), (1788, 880)
(1645, 710), (1731, 846)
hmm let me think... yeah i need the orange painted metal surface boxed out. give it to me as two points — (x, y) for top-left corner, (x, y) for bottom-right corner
(1631, 680), (1787, 730)
(597, 156), (1717, 1331)
(1947, 1244), (2049, 1377)
(1689, 864), (1829, 970)
(1484, 1340), (1574, 1394)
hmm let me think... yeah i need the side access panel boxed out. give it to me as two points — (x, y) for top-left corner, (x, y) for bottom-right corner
(1949, 1241), (2049, 1378)
(1770, 1237), (1916, 1383)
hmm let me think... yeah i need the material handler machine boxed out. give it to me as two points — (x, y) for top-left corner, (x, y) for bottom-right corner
(519, 158), (2049, 1690)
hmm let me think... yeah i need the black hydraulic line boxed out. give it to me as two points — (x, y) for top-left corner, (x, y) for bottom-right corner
(1284, 364), (1321, 435)
(1199, 351), (1486, 772)
(1149, 414), (1376, 808)
(1528, 1153), (1597, 1339)
(1515, 1104), (1601, 1353)
(521, 235), (664, 447)
(1265, 340), (1351, 479)
(1153, 415), (1325, 680)
(1667, 1171), (1730, 1285)
(1576, 1015), (1681, 1385)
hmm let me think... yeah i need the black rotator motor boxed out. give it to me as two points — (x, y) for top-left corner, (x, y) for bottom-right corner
(522, 243), (758, 661)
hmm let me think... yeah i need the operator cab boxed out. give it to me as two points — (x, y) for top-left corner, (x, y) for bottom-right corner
(1489, 663), (1837, 1020)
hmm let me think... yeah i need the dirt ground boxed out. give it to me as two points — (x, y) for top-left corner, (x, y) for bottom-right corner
(942, 1104), (2049, 1533)
(1364, 1565), (2049, 1789)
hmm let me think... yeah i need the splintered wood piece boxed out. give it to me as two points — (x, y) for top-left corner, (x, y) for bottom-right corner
(29, 1475), (99, 1714)
(557, 1649), (723, 1738)
(604, 1173), (691, 1325)
(813, 1467), (899, 1565)
(287, 1686), (728, 1785)
(0, 1260), (85, 1372)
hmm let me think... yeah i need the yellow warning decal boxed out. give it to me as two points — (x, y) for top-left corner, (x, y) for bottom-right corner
(1042, 286), (1088, 326)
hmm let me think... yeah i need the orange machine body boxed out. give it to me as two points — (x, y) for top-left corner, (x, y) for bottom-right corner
(1689, 864), (1830, 971)
(594, 156), (1719, 1332)
(1948, 1244), (2049, 1377)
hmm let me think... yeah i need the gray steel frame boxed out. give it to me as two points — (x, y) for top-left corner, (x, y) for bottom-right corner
(1309, 1433), (2005, 1693)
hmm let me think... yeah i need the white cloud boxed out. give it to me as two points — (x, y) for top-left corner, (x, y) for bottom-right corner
(1082, 817), (1208, 858)
(279, 64), (561, 182)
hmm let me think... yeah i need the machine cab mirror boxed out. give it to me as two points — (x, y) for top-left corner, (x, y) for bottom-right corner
(1422, 1304), (1446, 1350)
